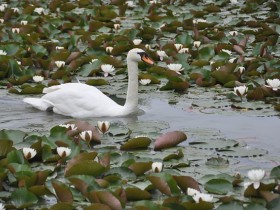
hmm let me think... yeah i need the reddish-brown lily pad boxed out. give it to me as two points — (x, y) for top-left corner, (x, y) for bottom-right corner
(154, 131), (187, 151)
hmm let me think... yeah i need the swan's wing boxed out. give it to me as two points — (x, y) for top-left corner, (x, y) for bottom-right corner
(42, 83), (123, 117)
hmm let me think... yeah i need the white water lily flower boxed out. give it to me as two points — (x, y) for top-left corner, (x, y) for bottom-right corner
(101, 64), (115, 77)
(187, 188), (200, 196)
(12, 28), (20, 33)
(0, 4), (7, 12)
(97, 121), (110, 134)
(178, 48), (189, 54)
(229, 58), (236, 63)
(139, 79), (151, 86)
(193, 193), (213, 203)
(156, 50), (168, 61)
(193, 41), (201, 48)
(12, 7), (19, 13)
(221, 49), (232, 55)
(238, 66), (245, 74)
(133, 39), (142, 45)
(152, 162), (163, 173)
(55, 46), (64, 50)
(33, 75), (44, 83)
(23, 147), (37, 160)
(57, 147), (71, 158)
(0, 203), (5, 210)
(89, 59), (98, 64)
(247, 169), (265, 189)
(21, 20), (28, 25)
(34, 7), (45, 15)
(229, 30), (238, 36)
(114, 23), (120, 30)
(265, 78), (280, 91)
(174, 44), (183, 51)
(233, 85), (248, 96)
(0, 50), (7, 55)
(106, 46), (113, 54)
(167, 64), (184, 74)
(55, 61), (65, 68)
(0, 19), (4, 23)
(79, 130), (93, 142)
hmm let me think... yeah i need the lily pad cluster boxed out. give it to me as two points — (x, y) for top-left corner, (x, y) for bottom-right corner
(0, 120), (279, 209)
(0, 0), (279, 114)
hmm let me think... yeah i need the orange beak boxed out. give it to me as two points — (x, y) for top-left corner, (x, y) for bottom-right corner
(142, 55), (154, 65)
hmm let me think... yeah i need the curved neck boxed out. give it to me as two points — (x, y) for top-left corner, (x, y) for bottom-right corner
(124, 59), (138, 113)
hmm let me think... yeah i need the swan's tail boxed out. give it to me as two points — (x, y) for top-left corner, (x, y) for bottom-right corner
(23, 98), (53, 111)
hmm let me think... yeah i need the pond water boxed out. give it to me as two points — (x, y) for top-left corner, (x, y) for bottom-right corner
(1, 89), (280, 161)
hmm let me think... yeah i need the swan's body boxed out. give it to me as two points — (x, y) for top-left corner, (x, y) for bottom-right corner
(23, 48), (153, 118)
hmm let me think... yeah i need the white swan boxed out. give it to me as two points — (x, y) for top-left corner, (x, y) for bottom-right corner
(23, 48), (154, 118)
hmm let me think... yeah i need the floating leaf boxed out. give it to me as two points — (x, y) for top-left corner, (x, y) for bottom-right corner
(154, 131), (187, 151)
(50, 203), (75, 210)
(125, 187), (151, 201)
(173, 175), (200, 193)
(270, 166), (280, 179)
(182, 200), (215, 210)
(120, 137), (151, 151)
(88, 191), (123, 210)
(11, 188), (38, 209)
(84, 203), (111, 210)
(129, 162), (152, 176)
(148, 173), (180, 196)
(216, 202), (243, 210)
(0, 140), (13, 158)
(52, 180), (73, 203)
(204, 178), (233, 195)
(65, 160), (106, 177)
(0, 129), (27, 144)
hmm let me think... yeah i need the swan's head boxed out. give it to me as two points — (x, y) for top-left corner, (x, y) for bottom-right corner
(127, 48), (154, 65)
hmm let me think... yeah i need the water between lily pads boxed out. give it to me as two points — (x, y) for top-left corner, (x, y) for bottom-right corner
(0, 91), (280, 167)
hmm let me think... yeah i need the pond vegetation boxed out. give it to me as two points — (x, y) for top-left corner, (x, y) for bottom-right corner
(0, 0), (280, 209)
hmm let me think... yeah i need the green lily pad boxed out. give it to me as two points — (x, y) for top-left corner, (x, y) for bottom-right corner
(204, 178), (233, 195)
(120, 137), (151, 151)
(0, 129), (27, 144)
(65, 160), (105, 177)
(11, 188), (38, 209)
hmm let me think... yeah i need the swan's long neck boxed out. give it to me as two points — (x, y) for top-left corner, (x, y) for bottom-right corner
(123, 59), (138, 113)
